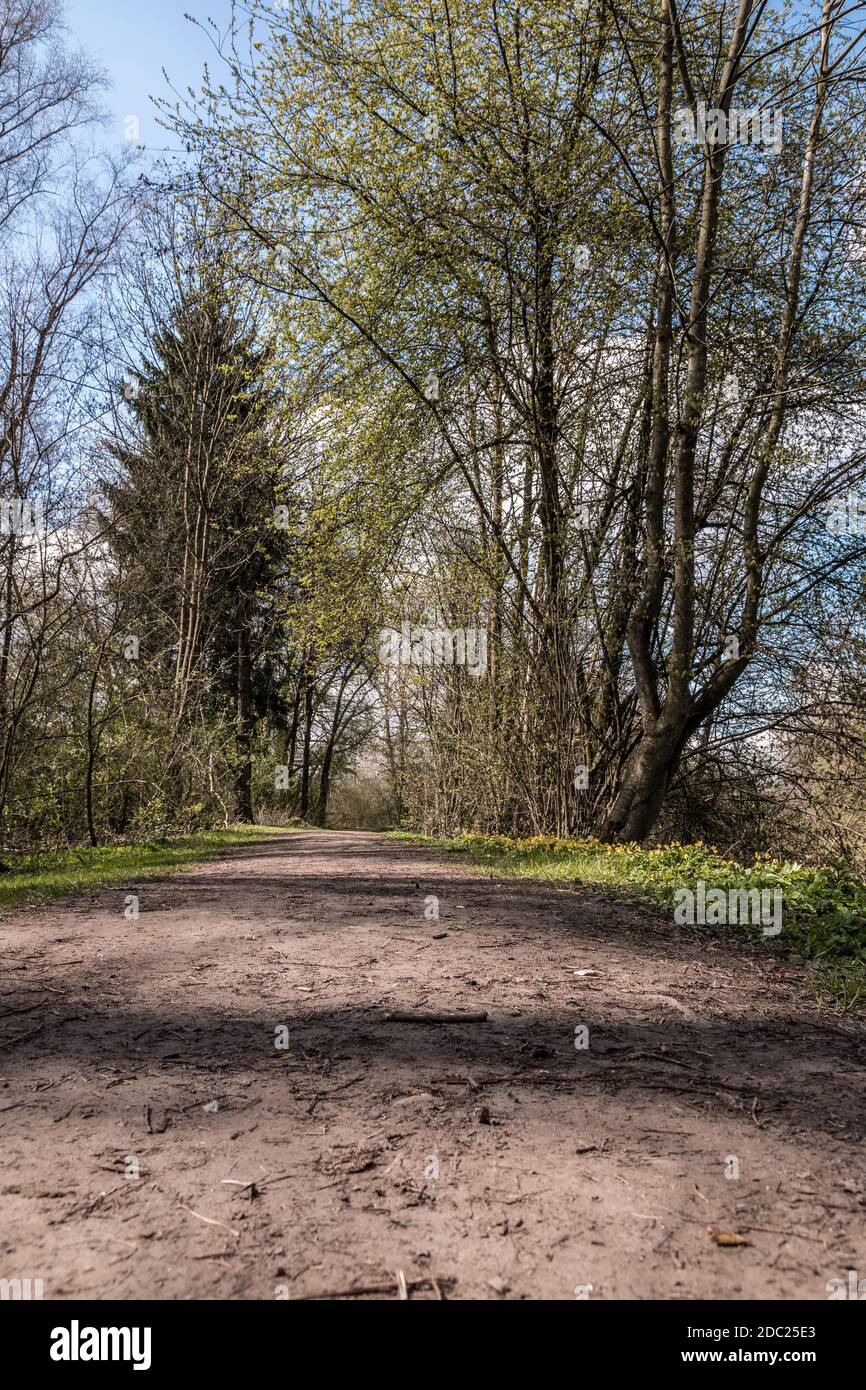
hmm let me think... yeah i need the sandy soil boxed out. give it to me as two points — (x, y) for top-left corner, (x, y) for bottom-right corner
(1, 829), (864, 1301)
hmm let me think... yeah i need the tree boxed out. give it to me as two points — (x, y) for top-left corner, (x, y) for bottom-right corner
(104, 210), (291, 824)
(175, 0), (866, 841)
(0, 0), (128, 842)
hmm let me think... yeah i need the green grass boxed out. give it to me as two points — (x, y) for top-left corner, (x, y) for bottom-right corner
(0, 825), (293, 910)
(390, 830), (866, 1008)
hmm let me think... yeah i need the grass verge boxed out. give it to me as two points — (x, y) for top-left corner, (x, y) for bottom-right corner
(390, 831), (866, 1012)
(0, 825), (292, 911)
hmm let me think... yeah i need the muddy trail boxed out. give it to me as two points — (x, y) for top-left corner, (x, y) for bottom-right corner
(1, 830), (864, 1301)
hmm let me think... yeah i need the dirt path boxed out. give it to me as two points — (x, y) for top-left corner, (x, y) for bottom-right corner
(1, 829), (864, 1301)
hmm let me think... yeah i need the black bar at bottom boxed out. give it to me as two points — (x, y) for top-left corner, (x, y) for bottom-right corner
(4, 1297), (861, 1376)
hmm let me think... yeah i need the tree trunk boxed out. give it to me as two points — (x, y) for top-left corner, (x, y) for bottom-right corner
(85, 641), (108, 848)
(598, 0), (756, 843)
(299, 680), (313, 819)
(600, 718), (687, 841)
(315, 674), (350, 825)
(235, 619), (254, 822)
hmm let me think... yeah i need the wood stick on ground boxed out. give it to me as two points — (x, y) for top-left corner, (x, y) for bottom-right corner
(384, 1010), (488, 1023)
(178, 1205), (240, 1239)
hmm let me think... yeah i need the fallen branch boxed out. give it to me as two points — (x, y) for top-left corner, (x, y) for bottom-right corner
(384, 1010), (488, 1024)
(430, 1073), (582, 1088)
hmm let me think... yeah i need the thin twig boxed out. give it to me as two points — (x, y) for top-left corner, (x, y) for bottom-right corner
(291, 1275), (449, 1301)
(178, 1205), (241, 1238)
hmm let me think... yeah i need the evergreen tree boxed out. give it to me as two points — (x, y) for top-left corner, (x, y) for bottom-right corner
(104, 283), (290, 822)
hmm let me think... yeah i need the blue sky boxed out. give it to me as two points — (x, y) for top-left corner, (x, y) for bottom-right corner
(64, 0), (233, 153)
